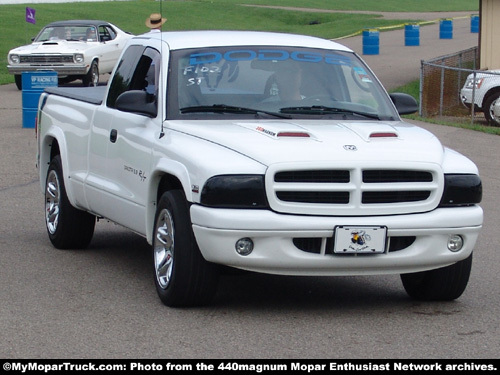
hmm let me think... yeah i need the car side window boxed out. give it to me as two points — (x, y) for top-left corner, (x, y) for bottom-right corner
(99, 26), (116, 42)
(107, 46), (161, 113)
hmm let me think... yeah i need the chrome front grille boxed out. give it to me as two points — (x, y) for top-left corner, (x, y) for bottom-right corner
(266, 162), (443, 216)
(20, 55), (74, 64)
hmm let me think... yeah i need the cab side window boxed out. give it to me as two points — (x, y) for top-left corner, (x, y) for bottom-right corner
(107, 46), (161, 115)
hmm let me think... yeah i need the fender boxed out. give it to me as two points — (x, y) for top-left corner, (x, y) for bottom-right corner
(145, 158), (193, 244)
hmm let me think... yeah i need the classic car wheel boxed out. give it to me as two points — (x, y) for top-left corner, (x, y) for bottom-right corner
(14, 75), (22, 90)
(153, 190), (219, 307)
(401, 253), (472, 301)
(45, 155), (95, 249)
(82, 60), (99, 87)
(483, 92), (500, 126)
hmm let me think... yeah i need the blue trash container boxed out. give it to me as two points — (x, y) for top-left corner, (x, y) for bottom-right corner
(405, 24), (420, 46)
(439, 19), (453, 39)
(362, 29), (379, 55)
(22, 71), (58, 128)
(470, 15), (479, 33)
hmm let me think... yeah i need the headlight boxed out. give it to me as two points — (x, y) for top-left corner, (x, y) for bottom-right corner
(74, 54), (84, 63)
(9, 54), (20, 64)
(465, 77), (484, 90)
(200, 175), (269, 209)
(439, 174), (482, 207)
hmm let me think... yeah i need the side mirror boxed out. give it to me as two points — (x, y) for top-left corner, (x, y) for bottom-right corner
(389, 93), (418, 115)
(115, 90), (157, 117)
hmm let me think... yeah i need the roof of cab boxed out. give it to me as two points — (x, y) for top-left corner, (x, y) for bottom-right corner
(135, 30), (353, 52)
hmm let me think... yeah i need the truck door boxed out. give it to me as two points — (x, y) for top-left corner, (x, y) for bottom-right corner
(86, 46), (161, 234)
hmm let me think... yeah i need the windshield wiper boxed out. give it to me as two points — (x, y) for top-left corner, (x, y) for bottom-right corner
(180, 104), (291, 119)
(280, 105), (381, 120)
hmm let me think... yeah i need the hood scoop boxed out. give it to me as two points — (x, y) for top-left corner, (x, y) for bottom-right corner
(236, 122), (316, 140)
(342, 122), (400, 141)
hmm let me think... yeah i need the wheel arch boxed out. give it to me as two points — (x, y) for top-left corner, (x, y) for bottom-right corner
(146, 162), (193, 244)
(38, 130), (72, 201)
(482, 86), (500, 107)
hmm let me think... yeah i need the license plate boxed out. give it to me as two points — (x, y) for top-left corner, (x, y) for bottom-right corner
(334, 226), (387, 254)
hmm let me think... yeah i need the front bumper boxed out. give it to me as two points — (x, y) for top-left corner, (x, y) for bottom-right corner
(7, 64), (88, 76)
(460, 88), (482, 110)
(191, 205), (483, 276)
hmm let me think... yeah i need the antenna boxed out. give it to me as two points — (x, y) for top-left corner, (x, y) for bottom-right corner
(159, 0), (165, 139)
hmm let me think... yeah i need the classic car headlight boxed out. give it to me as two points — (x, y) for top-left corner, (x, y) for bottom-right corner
(74, 54), (84, 63)
(200, 175), (269, 209)
(465, 77), (484, 90)
(9, 54), (20, 64)
(439, 174), (482, 207)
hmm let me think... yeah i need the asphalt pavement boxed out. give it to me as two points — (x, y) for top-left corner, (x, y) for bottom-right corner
(338, 14), (479, 89)
(1, 14), (499, 359)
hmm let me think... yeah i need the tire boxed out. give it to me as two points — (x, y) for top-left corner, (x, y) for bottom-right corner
(14, 75), (22, 90)
(45, 155), (95, 249)
(483, 92), (500, 126)
(82, 60), (99, 87)
(401, 253), (473, 301)
(152, 190), (219, 307)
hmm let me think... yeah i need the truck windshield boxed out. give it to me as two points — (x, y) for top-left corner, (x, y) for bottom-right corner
(167, 46), (398, 121)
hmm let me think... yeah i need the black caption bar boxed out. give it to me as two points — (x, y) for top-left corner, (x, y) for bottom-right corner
(1, 360), (498, 374)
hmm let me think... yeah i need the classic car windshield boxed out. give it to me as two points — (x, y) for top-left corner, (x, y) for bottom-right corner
(35, 25), (98, 42)
(168, 46), (398, 120)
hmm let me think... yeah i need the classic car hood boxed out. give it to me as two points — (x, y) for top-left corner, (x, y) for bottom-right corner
(170, 119), (444, 166)
(11, 40), (91, 54)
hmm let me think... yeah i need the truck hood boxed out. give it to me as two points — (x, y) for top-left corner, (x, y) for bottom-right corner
(170, 119), (444, 166)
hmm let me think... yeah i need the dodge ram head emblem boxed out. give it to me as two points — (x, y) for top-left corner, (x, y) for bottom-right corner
(343, 145), (357, 151)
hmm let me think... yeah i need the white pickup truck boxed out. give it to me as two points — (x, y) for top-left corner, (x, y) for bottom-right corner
(37, 31), (483, 307)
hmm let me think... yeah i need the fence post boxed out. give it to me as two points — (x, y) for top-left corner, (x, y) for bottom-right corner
(471, 71), (476, 125)
(419, 60), (424, 117)
(439, 66), (445, 117)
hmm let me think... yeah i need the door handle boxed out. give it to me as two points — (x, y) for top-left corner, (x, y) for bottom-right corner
(110, 129), (117, 143)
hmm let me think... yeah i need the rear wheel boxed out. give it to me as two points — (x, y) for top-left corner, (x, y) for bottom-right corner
(401, 253), (472, 301)
(153, 190), (219, 307)
(45, 155), (95, 249)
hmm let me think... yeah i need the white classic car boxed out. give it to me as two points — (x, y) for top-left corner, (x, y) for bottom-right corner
(7, 20), (133, 89)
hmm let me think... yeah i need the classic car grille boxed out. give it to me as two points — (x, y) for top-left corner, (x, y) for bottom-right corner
(20, 55), (74, 63)
(267, 164), (441, 216)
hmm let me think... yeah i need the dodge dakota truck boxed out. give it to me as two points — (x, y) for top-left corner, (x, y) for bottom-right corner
(37, 31), (483, 307)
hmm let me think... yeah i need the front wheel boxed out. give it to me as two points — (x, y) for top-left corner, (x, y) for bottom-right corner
(153, 190), (219, 307)
(401, 253), (473, 301)
(45, 155), (95, 249)
(483, 92), (500, 126)
(14, 75), (22, 90)
(82, 60), (99, 87)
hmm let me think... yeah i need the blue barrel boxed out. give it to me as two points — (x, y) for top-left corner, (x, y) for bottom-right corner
(22, 71), (58, 128)
(362, 29), (379, 55)
(404, 24), (420, 46)
(470, 15), (479, 33)
(439, 19), (453, 39)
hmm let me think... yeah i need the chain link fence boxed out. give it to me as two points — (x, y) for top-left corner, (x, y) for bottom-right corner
(418, 46), (500, 127)
(420, 47), (478, 119)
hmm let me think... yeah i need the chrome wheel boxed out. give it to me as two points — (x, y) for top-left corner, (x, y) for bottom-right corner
(45, 170), (60, 235)
(153, 208), (175, 289)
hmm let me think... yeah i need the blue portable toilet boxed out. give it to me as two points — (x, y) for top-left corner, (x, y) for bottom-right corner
(22, 71), (58, 128)
(439, 19), (453, 39)
(470, 15), (479, 33)
(362, 29), (379, 55)
(404, 24), (420, 46)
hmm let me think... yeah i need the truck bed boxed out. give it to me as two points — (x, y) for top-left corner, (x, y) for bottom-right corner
(44, 86), (107, 105)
